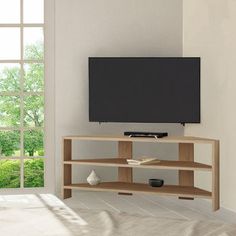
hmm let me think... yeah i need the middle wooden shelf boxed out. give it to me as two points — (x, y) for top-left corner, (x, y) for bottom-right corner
(63, 158), (212, 171)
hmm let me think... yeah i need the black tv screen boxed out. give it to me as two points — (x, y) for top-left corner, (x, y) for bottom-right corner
(89, 57), (200, 123)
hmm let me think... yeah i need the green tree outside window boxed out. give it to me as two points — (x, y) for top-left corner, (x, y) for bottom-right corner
(0, 42), (44, 188)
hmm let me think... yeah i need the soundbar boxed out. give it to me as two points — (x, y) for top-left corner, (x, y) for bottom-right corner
(124, 131), (168, 138)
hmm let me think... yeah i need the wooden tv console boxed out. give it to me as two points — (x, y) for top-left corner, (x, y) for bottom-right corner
(62, 135), (220, 211)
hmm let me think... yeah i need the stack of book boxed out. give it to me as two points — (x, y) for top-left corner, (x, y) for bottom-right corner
(126, 157), (160, 165)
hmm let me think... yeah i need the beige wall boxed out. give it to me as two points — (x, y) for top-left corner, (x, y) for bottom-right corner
(55, 0), (183, 195)
(44, 0), (55, 193)
(183, 0), (236, 212)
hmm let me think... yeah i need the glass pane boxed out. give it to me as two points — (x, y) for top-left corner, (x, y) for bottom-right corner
(24, 0), (44, 23)
(24, 63), (44, 92)
(24, 96), (44, 127)
(24, 28), (44, 60)
(0, 160), (20, 188)
(0, 28), (20, 60)
(24, 158), (44, 187)
(0, 64), (20, 92)
(0, 96), (20, 127)
(0, 0), (20, 23)
(24, 130), (44, 156)
(0, 131), (20, 157)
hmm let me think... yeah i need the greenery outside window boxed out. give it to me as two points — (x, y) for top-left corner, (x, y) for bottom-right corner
(0, 0), (44, 189)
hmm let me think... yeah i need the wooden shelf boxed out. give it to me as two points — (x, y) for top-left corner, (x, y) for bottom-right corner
(63, 135), (217, 144)
(62, 135), (220, 211)
(64, 182), (212, 199)
(64, 158), (212, 171)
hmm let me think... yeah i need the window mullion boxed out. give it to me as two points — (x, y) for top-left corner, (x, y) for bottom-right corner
(0, 23), (43, 27)
(0, 60), (44, 63)
(20, 0), (24, 189)
(0, 127), (44, 131)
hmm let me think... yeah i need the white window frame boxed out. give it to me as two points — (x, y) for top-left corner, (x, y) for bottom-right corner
(0, 0), (55, 194)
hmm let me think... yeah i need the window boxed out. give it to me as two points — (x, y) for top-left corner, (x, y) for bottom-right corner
(0, 0), (44, 189)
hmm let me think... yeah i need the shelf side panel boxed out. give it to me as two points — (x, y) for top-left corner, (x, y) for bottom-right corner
(212, 140), (220, 211)
(179, 143), (194, 200)
(63, 139), (72, 199)
(118, 141), (133, 182)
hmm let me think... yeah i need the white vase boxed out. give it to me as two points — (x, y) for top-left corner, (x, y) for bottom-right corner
(87, 170), (101, 185)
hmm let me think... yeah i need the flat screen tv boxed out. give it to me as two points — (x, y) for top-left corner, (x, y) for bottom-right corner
(89, 57), (200, 123)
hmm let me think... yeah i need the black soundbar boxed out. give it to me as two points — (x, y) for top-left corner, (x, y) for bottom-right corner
(124, 131), (168, 138)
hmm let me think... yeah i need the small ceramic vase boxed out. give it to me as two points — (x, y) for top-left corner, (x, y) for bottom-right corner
(87, 170), (101, 185)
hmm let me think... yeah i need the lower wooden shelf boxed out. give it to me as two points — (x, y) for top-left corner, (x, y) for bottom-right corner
(64, 182), (212, 199)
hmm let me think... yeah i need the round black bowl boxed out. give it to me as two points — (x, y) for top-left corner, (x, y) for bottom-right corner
(149, 179), (164, 187)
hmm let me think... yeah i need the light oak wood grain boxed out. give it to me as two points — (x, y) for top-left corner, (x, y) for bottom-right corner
(212, 140), (220, 211)
(63, 135), (217, 144)
(62, 135), (220, 211)
(64, 158), (212, 171)
(64, 182), (211, 199)
(118, 141), (132, 195)
(179, 143), (194, 200)
(118, 141), (133, 182)
(63, 139), (72, 199)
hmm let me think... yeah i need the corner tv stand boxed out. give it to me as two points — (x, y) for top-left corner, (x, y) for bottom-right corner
(62, 135), (220, 211)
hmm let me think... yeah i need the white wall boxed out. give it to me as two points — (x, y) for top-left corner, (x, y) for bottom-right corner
(55, 0), (183, 195)
(44, 0), (55, 193)
(183, 0), (236, 212)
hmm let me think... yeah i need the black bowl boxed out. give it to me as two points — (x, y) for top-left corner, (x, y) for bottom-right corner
(149, 179), (164, 187)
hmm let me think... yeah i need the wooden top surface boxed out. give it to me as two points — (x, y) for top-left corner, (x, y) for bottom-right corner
(63, 135), (218, 144)
(64, 158), (212, 171)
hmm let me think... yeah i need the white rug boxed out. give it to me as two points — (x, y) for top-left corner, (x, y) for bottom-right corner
(0, 194), (235, 236)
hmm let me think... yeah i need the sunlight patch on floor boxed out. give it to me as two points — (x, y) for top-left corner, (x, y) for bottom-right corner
(0, 194), (88, 229)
